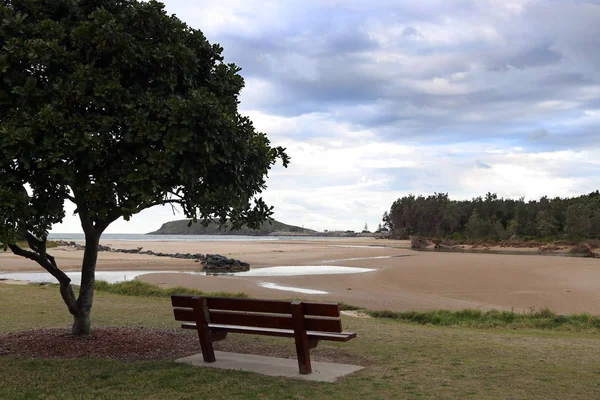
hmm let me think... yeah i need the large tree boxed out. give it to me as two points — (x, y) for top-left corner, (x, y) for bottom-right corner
(0, 0), (288, 334)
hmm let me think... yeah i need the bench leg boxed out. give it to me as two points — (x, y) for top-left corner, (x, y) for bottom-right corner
(291, 301), (312, 374)
(197, 325), (216, 363)
(194, 297), (216, 363)
(294, 334), (311, 374)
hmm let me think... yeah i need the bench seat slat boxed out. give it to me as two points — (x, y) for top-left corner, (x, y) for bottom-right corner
(206, 297), (292, 314)
(210, 310), (343, 333)
(174, 308), (343, 332)
(210, 310), (294, 330)
(172, 295), (341, 317)
(180, 322), (356, 342)
(171, 295), (200, 308)
(302, 302), (340, 317)
(173, 307), (196, 322)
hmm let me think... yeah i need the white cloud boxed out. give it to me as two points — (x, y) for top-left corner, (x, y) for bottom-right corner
(166, 0), (290, 39)
(51, 141), (599, 234)
(50, 0), (600, 234)
(460, 163), (579, 200)
(401, 77), (472, 96)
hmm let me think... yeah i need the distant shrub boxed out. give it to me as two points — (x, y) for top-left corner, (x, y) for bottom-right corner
(339, 303), (363, 311)
(95, 280), (247, 299)
(14, 240), (59, 249)
(445, 232), (467, 241)
(366, 308), (600, 331)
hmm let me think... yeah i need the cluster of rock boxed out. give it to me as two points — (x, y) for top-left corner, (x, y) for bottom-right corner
(411, 237), (466, 250)
(56, 240), (86, 250)
(202, 254), (250, 273)
(55, 240), (252, 266)
(56, 240), (204, 260)
(410, 236), (430, 249)
(434, 242), (464, 250)
(570, 242), (599, 258)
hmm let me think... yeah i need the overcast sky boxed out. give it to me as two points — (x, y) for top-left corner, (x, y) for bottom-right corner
(53, 0), (600, 234)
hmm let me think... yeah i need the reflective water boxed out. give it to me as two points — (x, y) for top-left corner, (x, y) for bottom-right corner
(0, 265), (375, 285)
(320, 255), (411, 263)
(0, 271), (166, 285)
(327, 245), (387, 249)
(259, 282), (328, 294)
(234, 266), (375, 277)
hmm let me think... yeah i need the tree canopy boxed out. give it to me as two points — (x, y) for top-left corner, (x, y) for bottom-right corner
(0, 0), (288, 334)
(384, 191), (600, 240)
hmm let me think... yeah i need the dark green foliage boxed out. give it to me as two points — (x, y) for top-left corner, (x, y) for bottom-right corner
(385, 191), (600, 240)
(535, 210), (559, 237)
(0, 0), (287, 333)
(465, 210), (493, 239)
(565, 204), (592, 237)
(0, 0), (289, 247)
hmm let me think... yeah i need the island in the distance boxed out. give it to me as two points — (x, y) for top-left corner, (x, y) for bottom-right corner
(148, 218), (378, 237)
(148, 219), (317, 236)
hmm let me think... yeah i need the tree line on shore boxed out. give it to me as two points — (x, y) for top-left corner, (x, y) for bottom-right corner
(383, 191), (600, 240)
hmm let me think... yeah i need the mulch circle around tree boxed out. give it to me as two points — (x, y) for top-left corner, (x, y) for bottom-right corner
(0, 326), (369, 365)
(0, 327), (200, 361)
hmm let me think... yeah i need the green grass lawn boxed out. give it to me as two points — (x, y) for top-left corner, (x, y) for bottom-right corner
(2, 284), (600, 399)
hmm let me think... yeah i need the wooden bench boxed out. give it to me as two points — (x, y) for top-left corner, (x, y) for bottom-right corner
(171, 295), (357, 374)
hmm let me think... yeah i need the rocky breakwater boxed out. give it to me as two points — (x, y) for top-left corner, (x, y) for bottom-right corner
(202, 254), (250, 273)
(54, 241), (253, 266)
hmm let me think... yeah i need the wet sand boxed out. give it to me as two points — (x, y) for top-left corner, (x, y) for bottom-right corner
(2, 238), (600, 314)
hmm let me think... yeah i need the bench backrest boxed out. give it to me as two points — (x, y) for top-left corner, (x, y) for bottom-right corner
(171, 295), (343, 333)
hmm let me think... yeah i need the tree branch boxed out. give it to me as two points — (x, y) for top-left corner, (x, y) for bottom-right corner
(150, 198), (185, 209)
(128, 198), (186, 216)
(23, 231), (43, 253)
(63, 191), (76, 203)
(8, 242), (71, 284)
(8, 242), (80, 317)
(167, 190), (184, 200)
(23, 232), (57, 268)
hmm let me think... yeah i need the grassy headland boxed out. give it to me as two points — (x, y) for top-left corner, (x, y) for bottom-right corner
(148, 218), (316, 236)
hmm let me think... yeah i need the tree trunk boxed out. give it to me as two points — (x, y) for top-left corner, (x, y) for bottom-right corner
(71, 231), (100, 335)
(72, 312), (91, 335)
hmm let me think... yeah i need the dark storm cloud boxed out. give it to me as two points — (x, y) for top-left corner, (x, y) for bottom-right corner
(539, 72), (593, 86)
(505, 46), (562, 69)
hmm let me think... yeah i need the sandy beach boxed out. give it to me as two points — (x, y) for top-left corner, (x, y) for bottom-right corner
(2, 238), (600, 314)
